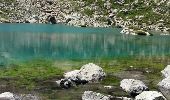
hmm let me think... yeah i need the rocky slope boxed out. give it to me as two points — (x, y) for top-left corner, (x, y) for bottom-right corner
(0, 0), (170, 33)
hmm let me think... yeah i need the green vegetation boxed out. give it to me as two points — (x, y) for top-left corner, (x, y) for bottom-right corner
(0, 59), (64, 90)
(0, 57), (168, 99)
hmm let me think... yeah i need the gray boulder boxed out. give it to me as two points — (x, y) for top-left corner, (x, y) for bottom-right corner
(135, 91), (166, 100)
(78, 63), (106, 82)
(82, 91), (112, 100)
(158, 77), (170, 99)
(0, 92), (15, 100)
(120, 79), (148, 96)
(161, 65), (170, 78)
(64, 70), (80, 81)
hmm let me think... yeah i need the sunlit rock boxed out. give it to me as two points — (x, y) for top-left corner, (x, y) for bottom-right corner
(158, 77), (170, 99)
(82, 91), (112, 100)
(0, 92), (15, 100)
(120, 79), (148, 96)
(135, 91), (166, 100)
(78, 63), (106, 82)
(64, 70), (80, 80)
(161, 65), (170, 78)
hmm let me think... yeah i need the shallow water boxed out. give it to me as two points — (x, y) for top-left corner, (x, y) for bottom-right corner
(0, 23), (170, 64)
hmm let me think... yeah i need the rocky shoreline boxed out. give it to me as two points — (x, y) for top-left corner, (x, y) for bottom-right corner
(0, 63), (169, 100)
(0, 0), (170, 34)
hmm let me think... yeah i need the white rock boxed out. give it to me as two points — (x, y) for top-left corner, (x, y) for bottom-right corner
(158, 77), (170, 90)
(64, 70), (80, 80)
(78, 63), (106, 82)
(120, 79), (148, 95)
(28, 18), (37, 23)
(116, 97), (133, 100)
(104, 86), (113, 89)
(82, 91), (111, 100)
(161, 65), (170, 78)
(158, 77), (170, 99)
(0, 92), (15, 100)
(135, 91), (166, 100)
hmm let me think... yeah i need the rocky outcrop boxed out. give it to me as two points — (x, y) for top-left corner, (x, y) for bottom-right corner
(82, 91), (112, 100)
(56, 63), (105, 89)
(120, 79), (148, 96)
(135, 91), (166, 100)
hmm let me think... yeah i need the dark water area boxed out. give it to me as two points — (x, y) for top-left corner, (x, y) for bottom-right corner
(0, 23), (170, 64)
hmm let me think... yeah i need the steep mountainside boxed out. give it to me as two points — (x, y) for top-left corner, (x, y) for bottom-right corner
(0, 0), (170, 33)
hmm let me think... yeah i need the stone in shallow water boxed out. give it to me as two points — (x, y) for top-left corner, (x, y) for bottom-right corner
(135, 91), (166, 100)
(120, 79), (148, 96)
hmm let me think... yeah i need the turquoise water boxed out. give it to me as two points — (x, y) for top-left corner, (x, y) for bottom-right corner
(0, 24), (170, 64)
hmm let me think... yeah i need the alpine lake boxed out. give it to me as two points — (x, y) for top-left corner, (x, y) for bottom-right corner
(0, 23), (170, 100)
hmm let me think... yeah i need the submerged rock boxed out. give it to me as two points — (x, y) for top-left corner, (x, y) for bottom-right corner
(82, 91), (112, 100)
(78, 63), (106, 82)
(161, 65), (170, 78)
(120, 79), (148, 96)
(0, 92), (15, 100)
(158, 77), (170, 99)
(135, 91), (166, 100)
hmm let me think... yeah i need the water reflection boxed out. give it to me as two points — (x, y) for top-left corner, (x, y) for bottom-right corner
(0, 31), (170, 61)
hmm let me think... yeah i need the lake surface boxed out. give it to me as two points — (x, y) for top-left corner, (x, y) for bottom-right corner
(0, 23), (170, 64)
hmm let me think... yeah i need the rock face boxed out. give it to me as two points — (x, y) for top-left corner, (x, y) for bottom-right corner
(0, 92), (15, 100)
(78, 63), (106, 82)
(120, 79), (148, 96)
(161, 65), (170, 78)
(135, 91), (166, 100)
(82, 91), (111, 100)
